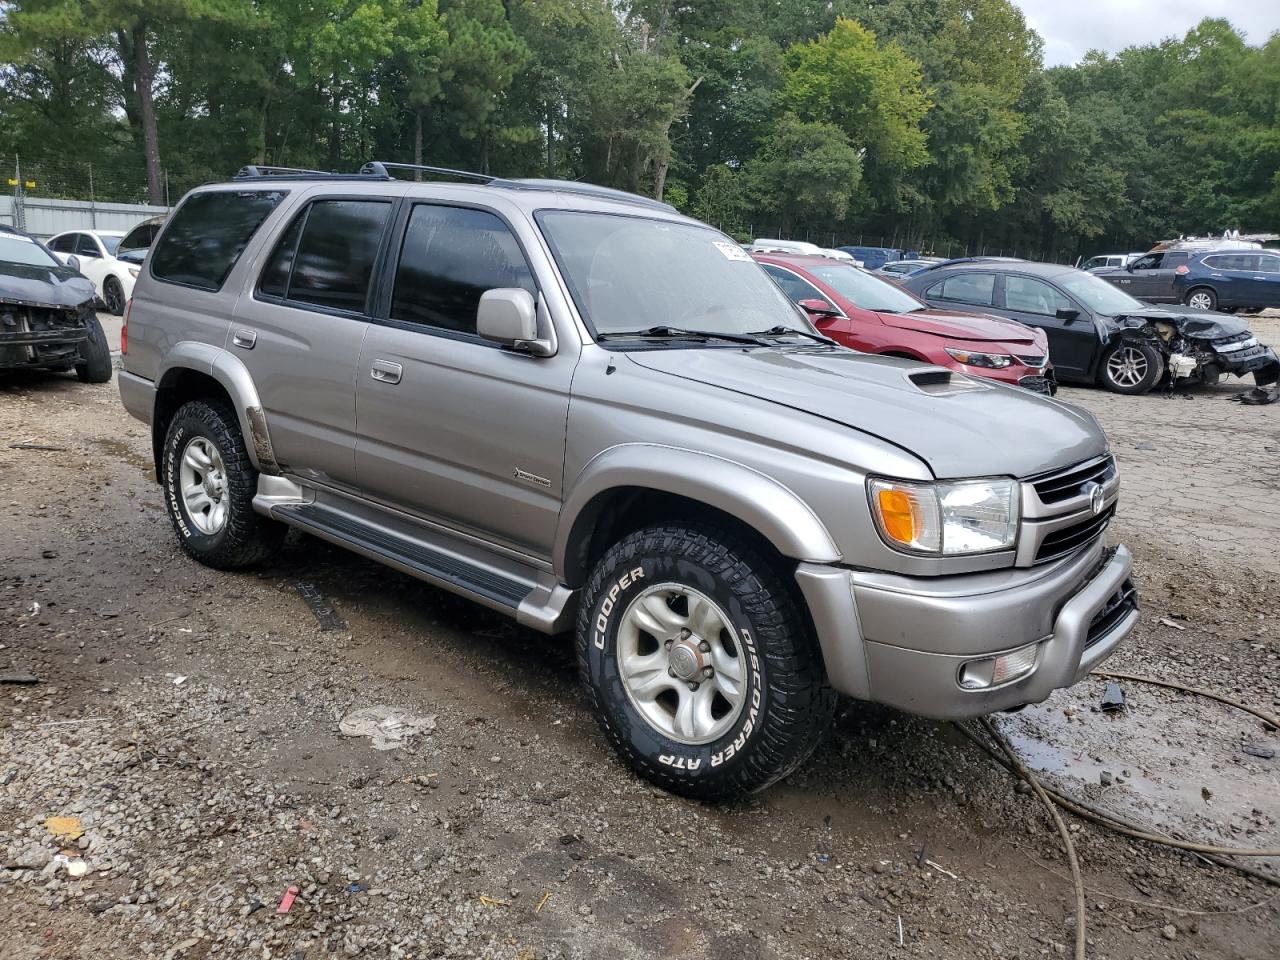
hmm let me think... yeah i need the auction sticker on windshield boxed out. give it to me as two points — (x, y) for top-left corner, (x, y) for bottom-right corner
(713, 241), (752, 262)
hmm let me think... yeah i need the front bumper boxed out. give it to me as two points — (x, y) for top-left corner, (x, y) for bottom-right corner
(0, 327), (90, 370)
(796, 540), (1137, 718)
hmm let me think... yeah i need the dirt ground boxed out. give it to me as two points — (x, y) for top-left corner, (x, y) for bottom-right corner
(2, 313), (1278, 959)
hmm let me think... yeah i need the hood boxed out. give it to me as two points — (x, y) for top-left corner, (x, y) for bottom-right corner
(628, 347), (1105, 479)
(1113, 305), (1250, 339)
(875, 307), (1040, 344)
(0, 261), (96, 310)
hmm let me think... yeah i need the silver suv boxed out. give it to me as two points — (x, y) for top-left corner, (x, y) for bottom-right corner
(119, 163), (1138, 798)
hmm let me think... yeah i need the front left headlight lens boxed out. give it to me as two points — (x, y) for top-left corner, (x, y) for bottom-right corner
(944, 348), (1013, 369)
(869, 477), (1019, 555)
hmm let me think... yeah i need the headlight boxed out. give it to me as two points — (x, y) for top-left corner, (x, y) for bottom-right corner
(869, 477), (1019, 555)
(944, 348), (1013, 369)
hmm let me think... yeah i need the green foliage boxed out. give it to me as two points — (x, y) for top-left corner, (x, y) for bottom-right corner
(0, 1), (1275, 260)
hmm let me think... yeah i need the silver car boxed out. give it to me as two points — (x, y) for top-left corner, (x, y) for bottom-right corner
(119, 162), (1138, 798)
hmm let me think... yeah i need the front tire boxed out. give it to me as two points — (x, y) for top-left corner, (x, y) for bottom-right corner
(162, 399), (285, 569)
(577, 524), (834, 799)
(74, 315), (113, 383)
(1099, 340), (1163, 394)
(1184, 287), (1216, 311)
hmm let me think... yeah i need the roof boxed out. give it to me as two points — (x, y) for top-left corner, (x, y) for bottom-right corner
(913, 259), (1075, 280)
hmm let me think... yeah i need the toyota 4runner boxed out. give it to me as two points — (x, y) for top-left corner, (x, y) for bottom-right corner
(118, 163), (1138, 798)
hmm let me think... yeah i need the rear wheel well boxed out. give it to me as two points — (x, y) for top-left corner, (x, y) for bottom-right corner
(562, 487), (794, 590)
(152, 369), (236, 481)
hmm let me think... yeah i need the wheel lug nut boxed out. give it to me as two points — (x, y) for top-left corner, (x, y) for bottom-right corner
(679, 628), (691, 640)
(664, 638), (674, 649)
(698, 641), (710, 653)
(702, 666), (713, 678)
(687, 681), (699, 691)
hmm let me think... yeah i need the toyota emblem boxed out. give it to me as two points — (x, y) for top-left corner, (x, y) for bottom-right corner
(1084, 481), (1104, 516)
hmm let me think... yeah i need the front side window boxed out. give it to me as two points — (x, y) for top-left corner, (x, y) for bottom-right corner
(932, 273), (995, 306)
(1004, 275), (1072, 315)
(391, 205), (535, 334)
(152, 190), (286, 291)
(75, 234), (101, 258)
(538, 211), (808, 338)
(49, 234), (75, 254)
(762, 264), (824, 303)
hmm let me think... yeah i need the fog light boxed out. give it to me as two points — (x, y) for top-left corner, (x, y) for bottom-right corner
(958, 643), (1039, 690)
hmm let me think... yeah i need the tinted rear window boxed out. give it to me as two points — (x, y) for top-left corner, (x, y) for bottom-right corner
(151, 190), (286, 291)
(288, 200), (391, 313)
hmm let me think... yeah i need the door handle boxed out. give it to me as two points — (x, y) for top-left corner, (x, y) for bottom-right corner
(232, 329), (257, 349)
(370, 359), (403, 384)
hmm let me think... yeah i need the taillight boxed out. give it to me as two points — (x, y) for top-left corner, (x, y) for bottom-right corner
(1175, 264), (1189, 275)
(121, 298), (131, 355)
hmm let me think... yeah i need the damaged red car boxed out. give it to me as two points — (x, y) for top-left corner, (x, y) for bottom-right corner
(753, 252), (1056, 394)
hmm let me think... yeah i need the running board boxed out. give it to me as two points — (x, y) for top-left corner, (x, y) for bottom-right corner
(268, 500), (575, 631)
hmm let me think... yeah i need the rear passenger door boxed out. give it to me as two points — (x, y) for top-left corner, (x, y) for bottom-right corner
(231, 196), (395, 490)
(354, 201), (575, 557)
(921, 271), (998, 312)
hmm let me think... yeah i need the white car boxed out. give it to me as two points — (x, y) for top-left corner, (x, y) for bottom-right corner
(46, 229), (138, 315)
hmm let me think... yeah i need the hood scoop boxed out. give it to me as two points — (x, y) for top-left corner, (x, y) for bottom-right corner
(906, 367), (984, 395)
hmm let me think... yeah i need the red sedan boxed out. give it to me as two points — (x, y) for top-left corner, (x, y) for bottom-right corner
(753, 253), (1056, 394)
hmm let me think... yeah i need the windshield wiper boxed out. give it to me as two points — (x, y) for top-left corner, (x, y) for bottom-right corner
(748, 325), (839, 345)
(596, 325), (768, 346)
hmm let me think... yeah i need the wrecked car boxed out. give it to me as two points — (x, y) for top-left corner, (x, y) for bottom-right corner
(0, 226), (112, 383)
(902, 260), (1277, 394)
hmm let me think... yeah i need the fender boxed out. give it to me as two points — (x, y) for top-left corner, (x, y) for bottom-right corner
(555, 443), (842, 582)
(156, 342), (281, 474)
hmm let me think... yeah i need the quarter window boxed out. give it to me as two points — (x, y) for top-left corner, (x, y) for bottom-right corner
(932, 273), (995, 306)
(1004, 276), (1072, 315)
(152, 190), (286, 291)
(391, 204), (535, 335)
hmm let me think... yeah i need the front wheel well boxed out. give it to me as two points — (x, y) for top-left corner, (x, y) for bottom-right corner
(151, 368), (236, 481)
(561, 487), (793, 590)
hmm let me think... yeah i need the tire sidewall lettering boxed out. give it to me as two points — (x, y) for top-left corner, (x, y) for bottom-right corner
(587, 553), (765, 778)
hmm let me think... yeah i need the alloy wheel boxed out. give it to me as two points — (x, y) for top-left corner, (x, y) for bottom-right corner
(1106, 346), (1148, 388)
(178, 436), (229, 535)
(615, 583), (747, 744)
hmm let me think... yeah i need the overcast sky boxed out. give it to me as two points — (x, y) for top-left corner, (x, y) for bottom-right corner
(1014, 1), (1280, 66)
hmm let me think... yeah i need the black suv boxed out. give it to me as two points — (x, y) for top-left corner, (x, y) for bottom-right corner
(901, 261), (1277, 394)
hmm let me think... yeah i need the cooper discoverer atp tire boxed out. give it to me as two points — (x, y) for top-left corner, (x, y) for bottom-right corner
(577, 524), (834, 799)
(162, 399), (285, 570)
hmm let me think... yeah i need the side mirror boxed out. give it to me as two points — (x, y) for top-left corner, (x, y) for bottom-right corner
(477, 288), (554, 356)
(1125, 262), (1137, 272)
(1056, 307), (1080, 322)
(66, 255), (81, 273)
(797, 298), (837, 317)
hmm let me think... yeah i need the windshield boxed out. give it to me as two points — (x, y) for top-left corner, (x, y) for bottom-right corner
(806, 263), (925, 313)
(0, 234), (60, 268)
(99, 234), (122, 255)
(538, 211), (810, 339)
(1057, 269), (1145, 316)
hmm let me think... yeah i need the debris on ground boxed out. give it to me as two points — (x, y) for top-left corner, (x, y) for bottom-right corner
(276, 886), (299, 914)
(9, 441), (68, 451)
(0, 671), (40, 684)
(1158, 616), (1186, 630)
(1241, 744), (1275, 760)
(293, 580), (348, 631)
(1100, 682), (1126, 713)
(44, 816), (83, 841)
(338, 706), (437, 750)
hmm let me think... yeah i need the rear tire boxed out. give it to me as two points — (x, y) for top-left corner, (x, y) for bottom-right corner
(577, 524), (834, 799)
(161, 399), (286, 569)
(1099, 340), (1163, 394)
(1184, 287), (1216, 311)
(74, 316), (113, 383)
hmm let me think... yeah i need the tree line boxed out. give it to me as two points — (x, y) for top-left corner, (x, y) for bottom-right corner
(2, 0), (1277, 260)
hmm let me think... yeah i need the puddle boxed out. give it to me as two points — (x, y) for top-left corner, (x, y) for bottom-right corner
(995, 677), (1279, 866)
(93, 436), (152, 474)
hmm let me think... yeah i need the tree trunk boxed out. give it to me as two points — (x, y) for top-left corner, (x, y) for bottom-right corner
(414, 108), (424, 181)
(328, 76), (341, 168)
(653, 158), (669, 202)
(130, 25), (164, 206)
(545, 102), (554, 178)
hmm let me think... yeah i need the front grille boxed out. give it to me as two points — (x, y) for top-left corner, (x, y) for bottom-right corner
(1086, 578), (1137, 649)
(1034, 504), (1115, 564)
(1031, 456), (1116, 505)
(1015, 353), (1046, 367)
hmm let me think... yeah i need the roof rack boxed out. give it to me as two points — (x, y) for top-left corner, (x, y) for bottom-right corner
(229, 160), (678, 212)
(360, 161), (495, 183)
